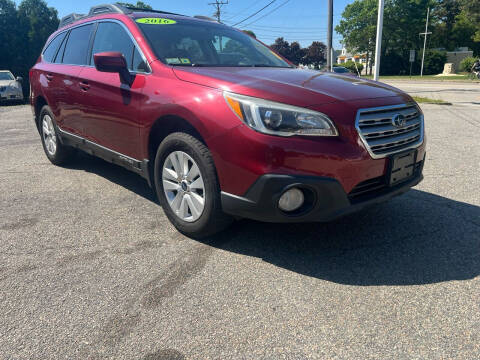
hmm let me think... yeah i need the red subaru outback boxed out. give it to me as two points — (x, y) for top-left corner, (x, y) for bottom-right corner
(30, 4), (426, 237)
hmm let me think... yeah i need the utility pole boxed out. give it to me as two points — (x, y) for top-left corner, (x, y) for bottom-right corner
(419, 7), (431, 77)
(373, 0), (384, 81)
(326, 0), (333, 71)
(209, 0), (228, 22)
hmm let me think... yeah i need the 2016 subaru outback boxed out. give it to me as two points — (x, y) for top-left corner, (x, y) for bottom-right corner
(29, 3), (426, 237)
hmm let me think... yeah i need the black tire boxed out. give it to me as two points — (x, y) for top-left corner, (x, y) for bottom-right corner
(154, 132), (233, 238)
(39, 105), (75, 165)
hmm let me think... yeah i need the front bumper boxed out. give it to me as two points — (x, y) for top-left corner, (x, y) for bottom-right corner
(0, 88), (24, 102)
(221, 159), (424, 223)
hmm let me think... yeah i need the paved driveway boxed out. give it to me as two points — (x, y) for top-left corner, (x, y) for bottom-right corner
(1, 101), (479, 359)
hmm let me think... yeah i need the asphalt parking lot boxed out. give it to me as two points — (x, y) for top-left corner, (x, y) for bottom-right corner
(1, 91), (479, 359)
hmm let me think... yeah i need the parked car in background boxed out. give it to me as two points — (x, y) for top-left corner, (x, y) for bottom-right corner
(29, 4), (426, 238)
(332, 66), (358, 76)
(0, 71), (24, 104)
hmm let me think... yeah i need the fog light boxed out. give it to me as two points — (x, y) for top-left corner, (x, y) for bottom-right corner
(278, 188), (304, 212)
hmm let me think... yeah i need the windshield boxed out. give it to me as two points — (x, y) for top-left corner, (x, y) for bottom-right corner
(333, 67), (350, 73)
(0, 72), (14, 80)
(136, 18), (292, 68)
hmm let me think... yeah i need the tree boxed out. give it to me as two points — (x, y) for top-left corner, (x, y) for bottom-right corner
(270, 37), (291, 60)
(0, 0), (20, 76)
(289, 41), (306, 65)
(242, 30), (256, 38)
(335, 0), (377, 74)
(117, 1), (153, 9)
(304, 41), (326, 69)
(17, 0), (59, 67)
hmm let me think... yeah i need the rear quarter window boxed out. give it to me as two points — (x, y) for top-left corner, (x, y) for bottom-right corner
(42, 32), (67, 63)
(62, 24), (94, 65)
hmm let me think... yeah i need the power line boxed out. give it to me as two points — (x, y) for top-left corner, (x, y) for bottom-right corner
(223, 0), (268, 21)
(241, 0), (292, 27)
(232, 0), (278, 26)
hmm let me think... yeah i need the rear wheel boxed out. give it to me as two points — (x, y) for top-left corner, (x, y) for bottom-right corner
(154, 132), (232, 238)
(39, 105), (74, 165)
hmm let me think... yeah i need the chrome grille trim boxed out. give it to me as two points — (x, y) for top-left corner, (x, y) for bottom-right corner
(355, 103), (424, 159)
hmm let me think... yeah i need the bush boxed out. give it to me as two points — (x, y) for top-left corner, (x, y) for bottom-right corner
(460, 57), (479, 72)
(422, 50), (447, 75)
(333, 61), (364, 74)
(343, 60), (364, 73)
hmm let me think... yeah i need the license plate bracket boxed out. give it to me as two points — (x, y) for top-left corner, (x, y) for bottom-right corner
(388, 150), (417, 186)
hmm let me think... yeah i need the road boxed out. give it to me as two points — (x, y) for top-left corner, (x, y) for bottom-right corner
(384, 80), (480, 106)
(1, 87), (479, 359)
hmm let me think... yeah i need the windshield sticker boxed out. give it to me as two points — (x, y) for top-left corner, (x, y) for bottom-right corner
(136, 18), (177, 25)
(166, 58), (182, 64)
(180, 58), (191, 64)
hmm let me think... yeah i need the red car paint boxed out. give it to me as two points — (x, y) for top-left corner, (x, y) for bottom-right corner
(30, 11), (425, 205)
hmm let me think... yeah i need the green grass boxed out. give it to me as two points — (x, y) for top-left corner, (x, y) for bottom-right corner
(362, 74), (478, 81)
(412, 96), (451, 105)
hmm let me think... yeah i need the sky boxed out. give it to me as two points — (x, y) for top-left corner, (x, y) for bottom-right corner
(14, 0), (353, 49)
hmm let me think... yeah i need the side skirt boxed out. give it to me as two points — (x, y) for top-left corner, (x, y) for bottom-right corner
(57, 128), (152, 187)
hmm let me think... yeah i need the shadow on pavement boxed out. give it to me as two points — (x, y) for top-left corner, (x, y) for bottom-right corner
(63, 151), (157, 203)
(205, 189), (480, 286)
(65, 153), (480, 286)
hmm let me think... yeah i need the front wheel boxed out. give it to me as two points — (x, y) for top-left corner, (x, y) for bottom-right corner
(154, 132), (233, 238)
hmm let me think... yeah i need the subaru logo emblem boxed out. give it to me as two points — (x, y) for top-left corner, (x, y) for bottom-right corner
(392, 113), (407, 128)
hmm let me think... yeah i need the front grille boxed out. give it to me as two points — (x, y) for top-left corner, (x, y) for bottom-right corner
(348, 161), (423, 203)
(356, 104), (424, 158)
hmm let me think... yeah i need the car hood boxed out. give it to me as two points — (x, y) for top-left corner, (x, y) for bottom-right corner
(172, 67), (410, 107)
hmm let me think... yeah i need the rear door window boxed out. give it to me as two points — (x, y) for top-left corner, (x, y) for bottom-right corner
(91, 22), (136, 70)
(62, 24), (94, 65)
(42, 32), (67, 63)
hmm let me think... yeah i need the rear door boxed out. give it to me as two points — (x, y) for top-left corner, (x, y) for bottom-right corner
(34, 31), (69, 119)
(78, 20), (148, 160)
(55, 23), (95, 136)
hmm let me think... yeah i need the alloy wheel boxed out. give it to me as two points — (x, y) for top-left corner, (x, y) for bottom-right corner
(162, 151), (205, 222)
(42, 114), (57, 156)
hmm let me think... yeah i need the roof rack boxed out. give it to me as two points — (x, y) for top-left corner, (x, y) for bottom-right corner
(88, 3), (125, 16)
(119, 5), (184, 16)
(58, 13), (86, 29)
(193, 15), (218, 22)
(57, 3), (187, 30)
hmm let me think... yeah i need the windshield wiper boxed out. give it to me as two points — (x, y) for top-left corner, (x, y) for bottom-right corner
(252, 64), (293, 68)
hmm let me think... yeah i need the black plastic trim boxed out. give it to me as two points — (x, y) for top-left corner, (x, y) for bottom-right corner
(221, 172), (423, 223)
(58, 128), (151, 186)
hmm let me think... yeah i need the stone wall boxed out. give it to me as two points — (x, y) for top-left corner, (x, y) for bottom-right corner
(446, 51), (473, 72)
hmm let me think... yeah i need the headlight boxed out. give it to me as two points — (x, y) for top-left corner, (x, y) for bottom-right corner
(224, 92), (338, 137)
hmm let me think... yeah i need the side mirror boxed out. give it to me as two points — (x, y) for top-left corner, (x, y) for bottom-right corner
(16, 76), (23, 83)
(94, 51), (131, 84)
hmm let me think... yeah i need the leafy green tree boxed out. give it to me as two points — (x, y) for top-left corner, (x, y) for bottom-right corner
(335, 0), (377, 74)
(0, 0), (20, 75)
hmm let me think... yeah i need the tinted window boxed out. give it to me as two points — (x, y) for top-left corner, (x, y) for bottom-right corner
(132, 46), (149, 72)
(54, 33), (68, 63)
(43, 32), (66, 63)
(91, 22), (134, 69)
(62, 24), (93, 65)
(137, 19), (291, 68)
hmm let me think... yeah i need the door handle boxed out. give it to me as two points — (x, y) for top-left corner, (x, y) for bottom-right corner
(45, 74), (53, 81)
(79, 81), (90, 91)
